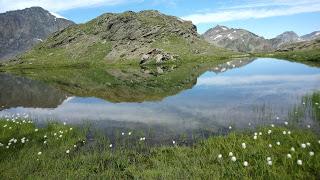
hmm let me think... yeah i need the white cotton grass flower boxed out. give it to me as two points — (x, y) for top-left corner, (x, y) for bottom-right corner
(59, 135), (62, 138)
(44, 135), (47, 138)
(276, 141), (281, 146)
(228, 126), (232, 130)
(253, 135), (257, 140)
(66, 150), (70, 154)
(73, 145), (77, 148)
(231, 156), (236, 162)
(288, 131), (291, 135)
(318, 140), (320, 144)
(109, 144), (113, 148)
(291, 147), (295, 152)
(38, 152), (42, 155)
(309, 151), (314, 156)
(229, 152), (233, 157)
(267, 157), (272, 161)
(121, 132), (125, 136)
(69, 128), (73, 131)
(218, 154), (222, 159)
(268, 144), (272, 148)
(267, 160), (272, 166)
(254, 132), (258, 136)
(297, 160), (302, 165)
(43, 141), (47, 144)
(276, 116), (280, 120)
(35, 128), (38, 132)
(248, 122), (251, 126)
(284, 121), (288, 125)
(128, 132), (132, 136)
(0, 143), (3, 147)
(63, 122), (67, 125)
(301, 144), (306, 148)
(172, 140), (176, 144)
(307, 125), (311, 128)
(259, 132), (262, 136)
(140, 137), (146, 141)
(241, 143), (246, 149)
(282, 131), (287, 135)
(271, 124), (275, 128)
(268, 130), (272, 134)
(306, 142), (311, 146)
(243, 161), (248, 167)
(287, 154), (292, 159)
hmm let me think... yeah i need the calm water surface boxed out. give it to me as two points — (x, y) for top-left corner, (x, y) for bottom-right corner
(1, 58), (320, 142)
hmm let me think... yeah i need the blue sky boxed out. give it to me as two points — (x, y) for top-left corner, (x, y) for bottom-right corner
(1, 0), (320, 38)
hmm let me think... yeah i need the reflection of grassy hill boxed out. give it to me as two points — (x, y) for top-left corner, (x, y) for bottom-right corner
(5, 58), (254, 103)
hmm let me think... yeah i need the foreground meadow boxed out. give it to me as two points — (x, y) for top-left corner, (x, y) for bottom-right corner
(0, 93), (319, 179)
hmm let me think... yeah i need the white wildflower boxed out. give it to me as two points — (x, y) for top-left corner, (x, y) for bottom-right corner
(231, 156), (236, 162)
(243, 161), (248, 167)
(297, 159), (302, 165)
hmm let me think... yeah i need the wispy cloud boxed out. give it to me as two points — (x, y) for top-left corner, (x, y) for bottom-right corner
(181, 0), (320, 24)
(0, 0), (136, 13)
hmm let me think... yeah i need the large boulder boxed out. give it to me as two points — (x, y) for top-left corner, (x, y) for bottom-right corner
(140, 48), (177, 65)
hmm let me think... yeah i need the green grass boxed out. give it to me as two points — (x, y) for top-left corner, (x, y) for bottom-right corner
(254, 49), (320, 64)
(1, 118), (319, 179)
(1, 92), (319, 179)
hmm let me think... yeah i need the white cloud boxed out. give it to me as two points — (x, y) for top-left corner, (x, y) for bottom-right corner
(197, 74), (320, 86)
(0, 0), (133, 13)
(181, 0), (320, 24)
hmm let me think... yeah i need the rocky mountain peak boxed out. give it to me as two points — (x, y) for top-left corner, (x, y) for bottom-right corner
(0, 7), (74, 61)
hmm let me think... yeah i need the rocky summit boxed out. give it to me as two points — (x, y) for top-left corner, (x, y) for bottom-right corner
(201, 25), (272, 52)
(270, 31), (301, 49)
(202, 25), (320, 52)
(0, 7), (74, 61)
(22, 10), (209, 65)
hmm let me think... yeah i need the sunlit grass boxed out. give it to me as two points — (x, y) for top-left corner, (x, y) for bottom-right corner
(1, 116), (319, 179)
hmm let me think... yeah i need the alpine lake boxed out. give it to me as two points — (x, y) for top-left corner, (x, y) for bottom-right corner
(1, 58), (320, 145)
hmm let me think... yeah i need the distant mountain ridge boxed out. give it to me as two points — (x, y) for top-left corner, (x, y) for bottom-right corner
(0, 7), (74, 61)
(202, 25), (320, 52)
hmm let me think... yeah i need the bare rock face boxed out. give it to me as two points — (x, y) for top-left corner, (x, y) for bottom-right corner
(202, 25), (273, 52)
(0, 7), (74, 61)
(140, 48), (177, 65)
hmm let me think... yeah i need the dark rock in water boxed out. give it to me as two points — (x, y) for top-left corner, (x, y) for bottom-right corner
(140, 48), (177, 65)
(0, 7), (74, 61)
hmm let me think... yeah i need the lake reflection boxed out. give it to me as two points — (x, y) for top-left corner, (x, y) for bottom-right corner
(1, 58), (320, 142)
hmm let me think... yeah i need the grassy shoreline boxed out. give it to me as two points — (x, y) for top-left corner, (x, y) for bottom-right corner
(1, 118), (319, 179)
